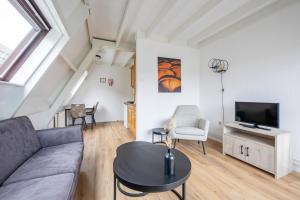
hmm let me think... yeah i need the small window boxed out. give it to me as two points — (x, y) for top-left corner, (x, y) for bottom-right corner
(0, 0), (50, 82)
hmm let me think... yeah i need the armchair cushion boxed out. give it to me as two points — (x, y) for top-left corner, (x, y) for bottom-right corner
(37, 126), (83, 148)
(175, 127), (205, 136)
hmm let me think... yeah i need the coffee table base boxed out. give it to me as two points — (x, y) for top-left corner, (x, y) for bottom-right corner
(117, 180), (148, 197)
(114, 175), (186, 200)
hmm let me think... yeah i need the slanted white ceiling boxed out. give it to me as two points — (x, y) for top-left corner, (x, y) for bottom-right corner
(61, 22), (91, 67)
(14, 0), (92, 119)
(88, 0), (278, 48)
(89, 0), (128, 41)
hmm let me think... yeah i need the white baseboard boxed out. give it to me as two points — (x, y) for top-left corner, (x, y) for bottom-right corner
(208, 135), (222, 143)
(293, 159), (300, 172)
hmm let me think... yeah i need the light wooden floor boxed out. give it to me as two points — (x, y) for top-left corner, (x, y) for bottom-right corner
(75, 122), (300, 200)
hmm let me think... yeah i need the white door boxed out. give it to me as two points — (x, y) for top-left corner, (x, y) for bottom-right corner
(245, 142), (261, 167)
(232, 137), (246, 161)
(259, 145), (275, 173)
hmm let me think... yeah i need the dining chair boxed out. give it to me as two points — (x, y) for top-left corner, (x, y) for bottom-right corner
(70, 104), (87, 130)
(86, 102), (99, 129)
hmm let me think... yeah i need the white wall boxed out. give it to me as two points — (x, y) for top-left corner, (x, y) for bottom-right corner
(198, 2), (300, 168)
(70, 63), (132, 123)
(136, 38), (200, 141)
(0, 83), (24, 119)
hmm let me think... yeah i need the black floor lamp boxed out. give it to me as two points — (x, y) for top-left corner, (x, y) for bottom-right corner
(208, 58), (229, 124)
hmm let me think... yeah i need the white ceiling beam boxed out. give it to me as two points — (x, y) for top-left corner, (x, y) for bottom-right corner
(111, 63), (132, 68)
(123, 0), (144, 43)
(46, 39), (115, 125)
(116, 0), (131, 47)
(60, 54), (77, 72)
(121, 52), (134, 68)
(114, 0), (138, 68)
(168, 0), (222, 42)
(64, 3), (89, 37)
(86, 11), (94, 44)
(196, 0), (296, 48)
(110, 49), (119, 67)
(146, 0), (178, 37)
(188, 0), (277, 47)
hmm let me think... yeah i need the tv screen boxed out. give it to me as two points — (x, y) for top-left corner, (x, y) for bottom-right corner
(235, 102), (279, 128)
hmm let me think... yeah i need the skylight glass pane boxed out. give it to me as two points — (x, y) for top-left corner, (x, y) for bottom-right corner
(0, 0), (32, 68)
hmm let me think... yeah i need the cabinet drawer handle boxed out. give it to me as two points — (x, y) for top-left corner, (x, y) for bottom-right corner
(245, 147), (249, 157)
(240, 145), (243, 154)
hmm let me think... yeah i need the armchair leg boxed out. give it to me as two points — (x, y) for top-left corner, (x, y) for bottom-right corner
(201, 141), (206, 155)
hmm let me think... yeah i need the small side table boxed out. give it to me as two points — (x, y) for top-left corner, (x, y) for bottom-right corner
(152, 128), (169, 144)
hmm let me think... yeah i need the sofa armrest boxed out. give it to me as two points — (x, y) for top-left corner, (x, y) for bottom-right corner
(37, 126), (83, 148)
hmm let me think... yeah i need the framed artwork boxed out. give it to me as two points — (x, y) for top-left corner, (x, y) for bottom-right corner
(108, 78), (114, 86)
(158, 57), (181, 93)
(100, 77), (106, 84)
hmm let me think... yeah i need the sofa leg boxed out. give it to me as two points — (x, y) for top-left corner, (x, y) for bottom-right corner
(173, 139), (177, 148)
(201, 141), (206, 155)
(197, 140), (200, 144)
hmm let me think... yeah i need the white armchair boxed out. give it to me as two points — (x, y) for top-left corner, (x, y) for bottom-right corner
(169, 105), (210, 154)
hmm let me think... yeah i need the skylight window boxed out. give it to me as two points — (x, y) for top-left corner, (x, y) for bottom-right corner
(0, 0), (50, 82)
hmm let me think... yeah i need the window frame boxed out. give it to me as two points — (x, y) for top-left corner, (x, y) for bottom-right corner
(0, 0), (51, 82)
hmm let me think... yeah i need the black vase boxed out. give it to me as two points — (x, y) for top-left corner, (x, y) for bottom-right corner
(164, 148), (175, 176)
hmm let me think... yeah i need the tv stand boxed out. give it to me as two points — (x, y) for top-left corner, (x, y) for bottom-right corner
(239, 123), (271, 131)
(223, 122), (292, 179)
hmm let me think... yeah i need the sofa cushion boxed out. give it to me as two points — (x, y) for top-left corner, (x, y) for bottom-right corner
(0, 173), (74, 200)
(175, 127), (205, 136)
(0, 116), (41, 185)
(4, 142), (83, 185)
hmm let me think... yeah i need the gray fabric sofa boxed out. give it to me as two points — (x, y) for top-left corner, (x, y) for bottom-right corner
(0, 116), (84, 200)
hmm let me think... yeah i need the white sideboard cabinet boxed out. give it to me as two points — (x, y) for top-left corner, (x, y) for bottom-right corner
(223, 122), (292, 179)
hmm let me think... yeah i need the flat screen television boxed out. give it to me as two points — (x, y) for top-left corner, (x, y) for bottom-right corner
(235, 102), (279, 129)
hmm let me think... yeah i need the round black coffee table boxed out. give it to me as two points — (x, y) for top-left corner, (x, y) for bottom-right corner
(113, 141), (191, 200)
